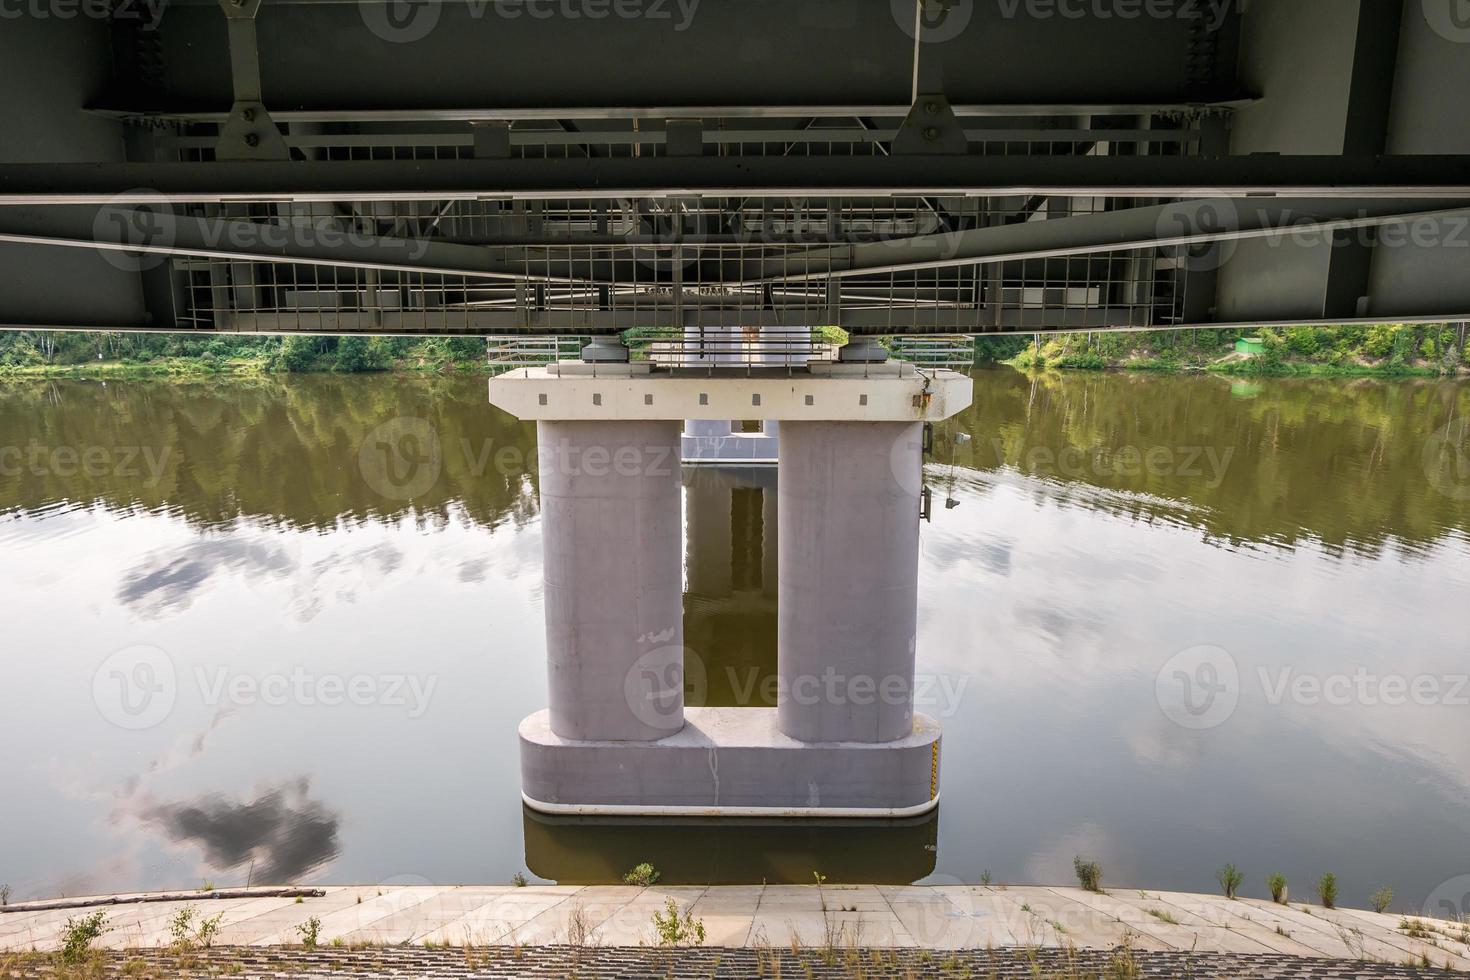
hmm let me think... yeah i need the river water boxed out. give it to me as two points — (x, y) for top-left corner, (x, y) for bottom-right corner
(1, 369), (1467, 911)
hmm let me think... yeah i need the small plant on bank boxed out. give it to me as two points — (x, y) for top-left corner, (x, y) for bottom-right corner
(296, 915), (322, 949)
(979, 870), (993, 886)
(170, 907), (225, 952)
(623, 863), (660, 887)
(60, 911), (109, 965)
(1317, 874), (1338, 910)
(1216, 864), (1244, 900)
(1267, 874), (1288, 905)
(511, 872), (528, 887)
(1371, 887), (1394, 914)
(650, 898), (705, 947)
(1106, 935), (1140, 980)
(563, 904), (600, 947)
(1073, 856), (1103, 893)
(0, 884), (9, 906)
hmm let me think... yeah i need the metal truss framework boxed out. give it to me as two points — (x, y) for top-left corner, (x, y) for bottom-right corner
(1, 0), (1467, 338)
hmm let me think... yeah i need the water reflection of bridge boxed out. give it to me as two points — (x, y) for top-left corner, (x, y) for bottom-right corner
(684, 465), (778, 709)
(523, 808), (937, 885)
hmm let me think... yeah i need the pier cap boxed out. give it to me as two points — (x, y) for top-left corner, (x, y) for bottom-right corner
(488, 363), (973, 423)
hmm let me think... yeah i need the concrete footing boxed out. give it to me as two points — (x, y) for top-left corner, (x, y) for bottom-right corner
(520, 707), (940, 817)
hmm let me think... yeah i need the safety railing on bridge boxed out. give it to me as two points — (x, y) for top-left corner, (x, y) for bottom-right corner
(888, 336), (976, 370)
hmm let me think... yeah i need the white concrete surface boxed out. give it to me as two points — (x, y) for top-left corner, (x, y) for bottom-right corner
(4, 885), (1461, 965)
(519, 706), (941, 816)
(537, 418), (684, 741)
(778, 420), (924, 743)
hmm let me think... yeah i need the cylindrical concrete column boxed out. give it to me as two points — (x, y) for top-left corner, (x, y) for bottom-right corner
(778, 421), (923, 743)
(539, 420), (684, 741)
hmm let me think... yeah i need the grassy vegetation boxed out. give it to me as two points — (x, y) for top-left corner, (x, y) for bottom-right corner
(1216, 864), (1244, 901)
(1317, 873), (1339, 910)
(649, 898), (705, 947)
(1005, 322), (1470, 378)
(622, 863), (660, 887)
(1073, 857), (1103, 893)
(0, 331), (494, 379)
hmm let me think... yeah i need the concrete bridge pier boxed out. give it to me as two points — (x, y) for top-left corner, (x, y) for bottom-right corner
(496, 358), (970, 817)
(537, 419), (685, 741)
(778, 421), (923, 744)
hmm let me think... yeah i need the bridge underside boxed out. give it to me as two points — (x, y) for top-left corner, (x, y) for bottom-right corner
(2, 0), (1468, 338)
